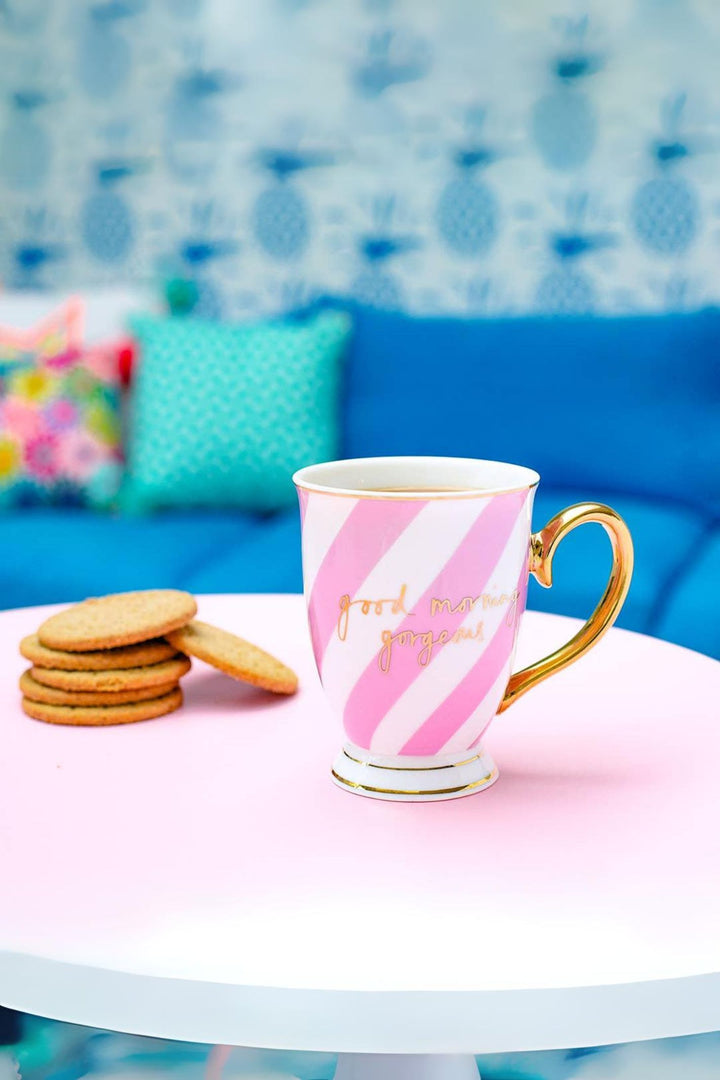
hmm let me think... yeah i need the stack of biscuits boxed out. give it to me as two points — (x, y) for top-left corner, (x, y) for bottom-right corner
(19, 589), (298, 727)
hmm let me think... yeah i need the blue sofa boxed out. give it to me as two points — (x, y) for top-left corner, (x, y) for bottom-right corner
(2, 304), (719, 658)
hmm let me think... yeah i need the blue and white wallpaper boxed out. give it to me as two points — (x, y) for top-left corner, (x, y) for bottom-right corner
(1, 0), (720, 317)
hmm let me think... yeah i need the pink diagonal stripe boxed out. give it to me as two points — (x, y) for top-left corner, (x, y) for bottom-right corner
(307, 497), (427, 670)
(400, 565), (529, 755)
(343, 491), (528, 749)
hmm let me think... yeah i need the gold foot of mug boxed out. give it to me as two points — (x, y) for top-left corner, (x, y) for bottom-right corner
(331, 742), (499, 802)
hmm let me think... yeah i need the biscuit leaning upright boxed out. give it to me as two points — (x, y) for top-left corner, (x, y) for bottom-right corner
(166, 620), (298, 695)
(37, 590), (197, 652)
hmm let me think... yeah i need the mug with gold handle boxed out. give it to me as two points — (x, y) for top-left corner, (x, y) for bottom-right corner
(294, 456), (634, 801)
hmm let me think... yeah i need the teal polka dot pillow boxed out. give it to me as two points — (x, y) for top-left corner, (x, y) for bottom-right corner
(122, 311), (351, 512)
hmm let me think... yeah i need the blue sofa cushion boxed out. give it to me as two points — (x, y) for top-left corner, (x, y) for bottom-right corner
(654, 524), (720, 656)
(182, 509), (302, 594)
(0, 509), (301, 609)
(341, 305), (720, 515)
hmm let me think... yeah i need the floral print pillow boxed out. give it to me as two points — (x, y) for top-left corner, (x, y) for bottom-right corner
(0, 300), (123, 509)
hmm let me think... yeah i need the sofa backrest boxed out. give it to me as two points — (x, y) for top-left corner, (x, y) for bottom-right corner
(340, 306), (720, 516)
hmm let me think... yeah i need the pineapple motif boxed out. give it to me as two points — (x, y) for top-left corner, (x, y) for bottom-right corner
(12, 242), (59, 288)
(633, 178), (698, 256)
(352, 267), (402, 310)
(535, 193), (615, 314)
(0, 91), (52, 191)
(252, 149), (332, 261)
(531, 18), (600, 171)
(436, 164), (498, 256)
(165, 66), (227, 183)
(536, 268), (595, 314)
(186, 276), (223, 319)
(77, 3), (136, 100)
(350, 196), (419, 308)
(253, 187), (308, 261)
(436, 108), (498, 257)
(632, 95), (699, 256)
(12, 208), (65, 288)
(436, 109), (499, 257)
(352, 28), (431, 97)
(168, 201), (239, 318)
(81, 162), (135, 263)
(165, 69), (226, 184)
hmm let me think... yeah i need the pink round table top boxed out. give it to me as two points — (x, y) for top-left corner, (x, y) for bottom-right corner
(1, 595), (719, 1055)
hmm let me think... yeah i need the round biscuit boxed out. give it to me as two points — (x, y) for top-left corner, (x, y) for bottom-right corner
(20, 633), (179, 671)
(22, 687), (184, 727)
(37, 590), (197, 652)
(20, 670), (179, 707)
(166, 620), (298, 695)
(30, 655), (191, 692)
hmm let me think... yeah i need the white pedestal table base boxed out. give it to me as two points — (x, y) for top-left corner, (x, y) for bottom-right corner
(333, 1054), (480, 1080)
(206, 1044), (481, 1080)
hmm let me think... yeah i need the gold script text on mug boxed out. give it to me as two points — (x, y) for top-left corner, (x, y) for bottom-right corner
(336, 585), (519, 673)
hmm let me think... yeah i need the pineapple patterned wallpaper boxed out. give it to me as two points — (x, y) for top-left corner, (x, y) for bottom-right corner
(1, 0), (720, 318)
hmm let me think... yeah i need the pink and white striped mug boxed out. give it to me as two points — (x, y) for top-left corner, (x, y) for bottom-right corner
(293, 457), (633, 801)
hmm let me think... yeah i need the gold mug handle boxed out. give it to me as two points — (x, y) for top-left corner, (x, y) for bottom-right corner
(498, 502), (634, 714)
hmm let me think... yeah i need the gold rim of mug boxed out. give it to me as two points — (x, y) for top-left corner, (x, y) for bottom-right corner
(293, 479), (540, 500)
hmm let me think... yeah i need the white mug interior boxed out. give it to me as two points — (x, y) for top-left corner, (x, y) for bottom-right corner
(293, 456), (540, 497)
